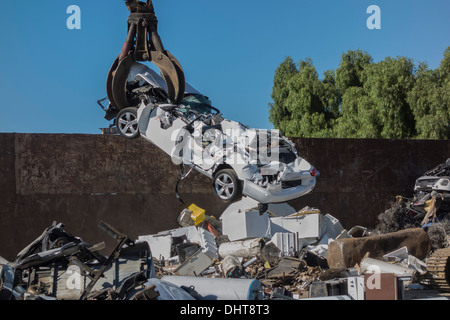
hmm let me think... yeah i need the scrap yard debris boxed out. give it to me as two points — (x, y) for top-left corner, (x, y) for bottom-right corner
(1, 194), (449, 301)
(376, 158), (450, 244)
(1, 161), (449, 300)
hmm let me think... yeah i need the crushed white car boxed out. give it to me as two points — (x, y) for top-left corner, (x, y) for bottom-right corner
(99, 63), (319, 204)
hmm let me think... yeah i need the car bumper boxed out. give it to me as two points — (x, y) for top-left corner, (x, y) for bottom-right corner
(242, 178), (316, 204)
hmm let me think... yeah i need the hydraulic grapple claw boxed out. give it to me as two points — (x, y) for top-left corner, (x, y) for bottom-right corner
(107, 0), (185, 110)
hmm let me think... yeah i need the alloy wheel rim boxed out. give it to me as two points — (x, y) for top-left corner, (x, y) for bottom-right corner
(118, 112), (138, 137)
(215, 173), (235, 200)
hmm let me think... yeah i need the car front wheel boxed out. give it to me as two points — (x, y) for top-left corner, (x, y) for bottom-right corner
(116, 107), (140, 139)
(213, 169), (242, 202)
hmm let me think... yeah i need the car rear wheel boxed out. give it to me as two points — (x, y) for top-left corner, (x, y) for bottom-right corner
(116, 107), (140, 139)
(213, 169), (242, 202)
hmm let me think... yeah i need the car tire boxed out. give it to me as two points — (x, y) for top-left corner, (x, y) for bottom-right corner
(116, 107), (140, 139)
(50, 237), (69, 249)
(213, 169), (242, 202)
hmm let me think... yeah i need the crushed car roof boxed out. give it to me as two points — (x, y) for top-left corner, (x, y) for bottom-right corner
(127, 62), (200, 95)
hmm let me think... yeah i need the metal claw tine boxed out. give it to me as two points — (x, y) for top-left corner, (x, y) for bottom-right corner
(108, 0), (185, 109)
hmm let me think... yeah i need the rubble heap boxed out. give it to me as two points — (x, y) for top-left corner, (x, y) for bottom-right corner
(1, 196), (449, 300)
(375, 158), (450, 250)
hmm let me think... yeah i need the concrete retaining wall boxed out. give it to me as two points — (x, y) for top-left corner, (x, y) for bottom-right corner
(0, 133), (448, 260)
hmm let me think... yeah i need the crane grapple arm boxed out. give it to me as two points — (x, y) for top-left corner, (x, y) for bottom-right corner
(107, 0), (185, 110)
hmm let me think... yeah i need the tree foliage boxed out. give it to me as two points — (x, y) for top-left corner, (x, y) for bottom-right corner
(269, 48), (450, 139)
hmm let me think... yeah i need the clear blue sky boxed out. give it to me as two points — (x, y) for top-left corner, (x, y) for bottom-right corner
(0, 0), (449, 134)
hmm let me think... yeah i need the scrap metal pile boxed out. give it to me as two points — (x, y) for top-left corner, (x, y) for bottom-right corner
(141, 198), (450, 300)
(376, 158), (450, 249)
(1, 194), (449, 300)
(0, 221), (165, 300)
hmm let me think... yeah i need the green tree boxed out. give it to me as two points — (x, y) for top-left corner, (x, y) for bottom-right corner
(334, 87), (380, 138)
(407, 49), (450, 139)
(269, 47), (450, 140)
(335, 49), (373, 93)
(361, 56), (416, 139)
(322, 69), (341, 120)
(333, 50), (378, 138)
(268, 57), (297, 135)
(269, 58), (334, 137)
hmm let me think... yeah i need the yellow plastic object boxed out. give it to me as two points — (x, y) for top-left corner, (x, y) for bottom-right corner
(189, 204), (205, 226)
(424, 199), (433, 212)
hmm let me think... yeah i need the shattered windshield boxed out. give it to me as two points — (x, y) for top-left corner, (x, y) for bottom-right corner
(180, 94), (219, 115)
